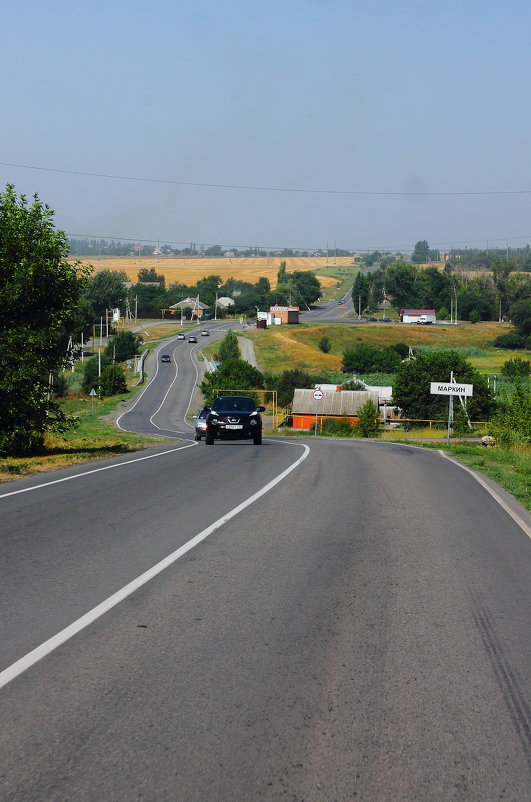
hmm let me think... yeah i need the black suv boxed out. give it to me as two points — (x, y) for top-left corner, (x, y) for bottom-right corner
(204, 396), (265, 445)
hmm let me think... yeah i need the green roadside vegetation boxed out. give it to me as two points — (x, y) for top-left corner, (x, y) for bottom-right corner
(421, 442), (531, 511)
(0, 392), (163, 483)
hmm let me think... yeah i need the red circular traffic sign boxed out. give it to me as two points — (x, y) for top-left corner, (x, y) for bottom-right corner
(313, 389), (324, 401)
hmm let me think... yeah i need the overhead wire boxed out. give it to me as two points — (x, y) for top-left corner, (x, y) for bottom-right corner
(1, 161), (531, 196)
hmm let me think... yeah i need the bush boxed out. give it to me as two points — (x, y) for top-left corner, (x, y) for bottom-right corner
(489, 382), (531, 446)
(492, 332), (529, 349)
(342, 342), (399, 373)
(318, 336), (331, 353)
(501, 358), (531, 379)
(390, 342), (410, 359)
(81, 354), (111, 395)
(438, 306), (450, 320)
(352, 400), (381, 438)
(99, 364), (128, 396)
(50, 371), (68, 398)
(321, 417), (353, 437)
(469, 309), (481, 324)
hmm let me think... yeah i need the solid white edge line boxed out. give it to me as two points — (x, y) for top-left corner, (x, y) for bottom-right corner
(438, 449), (531, 539)
(0, 443), (197, 500)
(0, 442), (310, 689)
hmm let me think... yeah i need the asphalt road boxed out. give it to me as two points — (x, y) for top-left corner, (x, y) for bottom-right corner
(1, 328), (530, 801)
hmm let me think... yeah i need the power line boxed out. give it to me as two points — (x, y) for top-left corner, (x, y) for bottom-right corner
(68, 231), (531, 253)
(2, 161), (531, 197)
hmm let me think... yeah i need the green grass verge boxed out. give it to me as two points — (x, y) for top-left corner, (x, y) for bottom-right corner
(421, 441), (531, 510)
(0, 393), (164, 483)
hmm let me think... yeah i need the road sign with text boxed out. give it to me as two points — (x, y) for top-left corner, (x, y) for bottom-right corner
(430, 382), (473, 397)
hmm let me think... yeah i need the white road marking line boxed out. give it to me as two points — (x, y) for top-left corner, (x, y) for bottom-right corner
(0, 443), (310, 689)
(0, 443), (197, 500)
(439, 449), (531, 539)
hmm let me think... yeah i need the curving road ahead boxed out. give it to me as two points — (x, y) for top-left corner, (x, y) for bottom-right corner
(0, 326), (530, 801)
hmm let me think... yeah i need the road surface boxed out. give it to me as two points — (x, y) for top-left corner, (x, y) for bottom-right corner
(1, 326), (530, 801)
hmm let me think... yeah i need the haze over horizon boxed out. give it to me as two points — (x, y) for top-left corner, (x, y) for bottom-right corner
(2, 0), (530, 254)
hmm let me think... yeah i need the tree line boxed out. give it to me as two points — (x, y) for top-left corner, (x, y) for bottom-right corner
(353, 258), (531, 331)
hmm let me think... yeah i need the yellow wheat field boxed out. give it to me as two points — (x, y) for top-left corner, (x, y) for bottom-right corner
(72, 255), (354, 288)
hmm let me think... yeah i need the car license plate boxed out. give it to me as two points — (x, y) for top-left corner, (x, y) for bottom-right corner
(225, 424), (243, 429)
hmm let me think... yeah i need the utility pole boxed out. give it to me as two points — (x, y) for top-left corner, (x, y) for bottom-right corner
(447, 371), (454, 443)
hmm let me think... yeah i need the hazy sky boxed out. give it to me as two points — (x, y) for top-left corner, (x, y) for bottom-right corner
(1, 0), (530, 253)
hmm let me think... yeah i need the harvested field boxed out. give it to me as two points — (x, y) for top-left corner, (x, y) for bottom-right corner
(71, 255), (354, 287)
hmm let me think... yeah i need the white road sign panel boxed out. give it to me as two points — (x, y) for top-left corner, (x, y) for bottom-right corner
(313, 389), (324, 401)
(430, 382), (473, 397)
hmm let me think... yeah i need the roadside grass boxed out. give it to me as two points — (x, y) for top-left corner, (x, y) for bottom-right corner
(422, 441), (531, 510)
(0, 394), (163, 483)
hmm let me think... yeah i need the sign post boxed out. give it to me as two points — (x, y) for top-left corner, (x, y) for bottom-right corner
(430, 376), (473, 443)
(313, 389), (324, 436)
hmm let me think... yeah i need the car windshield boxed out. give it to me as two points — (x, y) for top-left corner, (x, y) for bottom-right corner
(212, 396), (256, 412)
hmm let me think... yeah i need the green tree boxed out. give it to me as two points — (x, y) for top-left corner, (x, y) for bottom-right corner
(256, 276), (271, 299)
(199, 359), (264, 404)
(276, 369), (315, 407)
(289, 271), (321, 306)
(193, 274), (223, 307)
(491, 258), (514, 318)
(393, 350), (495, 422)
(0, 185), (88, 455)
(416, 266), (452, 310)
(353, 400), (380, 437)
(217, 330), (240, 362)
(104, 330), (143, 362)
(352, 271), (370, 314)
(99, 364), (128, 396)
(84, 269), (127, 316)
(384, 261), (420, 309)
(457, 277), (496, 321)
(509, 298), (531, 336)
(411, 240), (430, 264)
(137, 267), (165, 287)
(318, 336), (331, 353)
(81, 353), (111, 394)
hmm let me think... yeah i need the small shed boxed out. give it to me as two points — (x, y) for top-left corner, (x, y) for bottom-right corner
(291, 389), (379, 430)
(269, 305), (300, 324)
